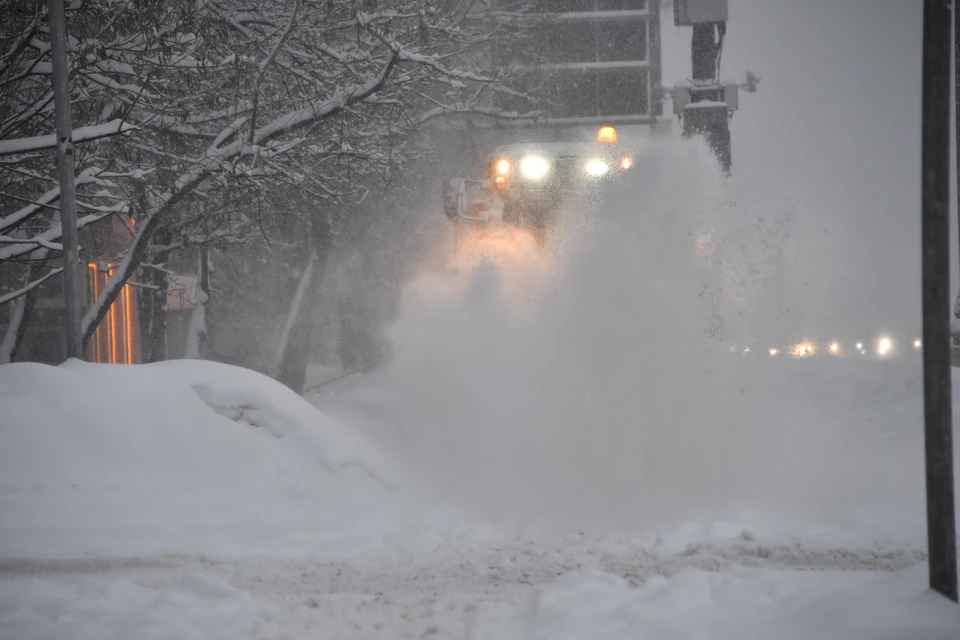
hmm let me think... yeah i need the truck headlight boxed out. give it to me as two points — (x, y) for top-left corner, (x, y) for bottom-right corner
(519, 155), (550, 180)
(585, 159), (609, 176)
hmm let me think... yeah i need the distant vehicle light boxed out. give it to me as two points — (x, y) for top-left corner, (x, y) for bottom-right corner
(791, 341), (815, 357)
(597, 126), (617, 143)
(855, 342), (863, 350)
(620, 156), (634, 169)
(769, 348), (780, 356)
(914, 339), (922, 349)
(494, 175), (506, 189)
(585, 159), (609, 176)
(495, 158), (511, 175)
(519, 155), (550, 180)
(877, 336), (892, 356)
(828, 342), (840, 354)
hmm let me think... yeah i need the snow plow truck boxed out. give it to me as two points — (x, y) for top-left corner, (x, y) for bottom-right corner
(440, 0), (752, 248)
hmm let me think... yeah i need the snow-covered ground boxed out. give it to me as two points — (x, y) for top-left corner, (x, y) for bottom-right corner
(2, 352), (958, 639)
(4, 3), (960, 638)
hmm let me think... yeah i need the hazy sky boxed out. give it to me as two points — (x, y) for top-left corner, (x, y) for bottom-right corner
(661, 1), (931, 336)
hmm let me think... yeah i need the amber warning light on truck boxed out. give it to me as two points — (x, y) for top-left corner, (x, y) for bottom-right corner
(597, 126), (617, 143)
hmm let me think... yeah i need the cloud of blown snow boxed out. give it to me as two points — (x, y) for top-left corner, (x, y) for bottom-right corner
(380, 135), (938, 532)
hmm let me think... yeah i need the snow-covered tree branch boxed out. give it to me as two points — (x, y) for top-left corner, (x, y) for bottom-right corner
(1, 0), (540, 368)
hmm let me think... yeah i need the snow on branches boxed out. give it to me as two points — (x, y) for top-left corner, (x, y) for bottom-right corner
(1, 0), (538, 360)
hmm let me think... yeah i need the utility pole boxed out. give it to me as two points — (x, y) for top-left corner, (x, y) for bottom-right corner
(671, 0), (736, 175)
(954, 0), (960, 358)
(46, 0), (83, 360)
(921, 0), (958, 604)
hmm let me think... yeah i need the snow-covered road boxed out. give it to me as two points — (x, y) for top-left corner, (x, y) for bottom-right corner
(0, 521), (933, 640)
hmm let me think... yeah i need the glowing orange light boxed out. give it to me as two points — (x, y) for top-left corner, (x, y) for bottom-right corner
(791, 341), (816, 357)
(620, 156), (633, 169)
(495, 158), (511, 175)
(123, 284), (133, 364)
(597, 126), (617, 143)
(828, 342), (840, 354)
(109, 268), (119, 364)
(494, 175), (507, 189)
(87, 261), (138, 364)
(88, 264), (103, 362)
(768, 348), (780, 356)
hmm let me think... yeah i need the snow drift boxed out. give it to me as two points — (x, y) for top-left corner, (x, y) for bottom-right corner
(468, 563), (960, 640)
(0, 359), (401, 556)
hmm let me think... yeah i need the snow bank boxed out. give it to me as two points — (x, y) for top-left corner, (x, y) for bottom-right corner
(0, 359), (401, 557)
(469, 563), (960, 640)
(0, 570), (317, 640)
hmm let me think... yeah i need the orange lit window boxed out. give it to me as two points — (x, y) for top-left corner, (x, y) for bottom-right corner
(87, 263), (140, 364)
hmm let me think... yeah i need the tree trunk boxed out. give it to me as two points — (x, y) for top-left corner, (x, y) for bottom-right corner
(199, 247), (212, 355)
(138, 229), (171, 363)
(138, 266), (168, 363)
(0, 282), (37, 364)
(273, 249), (316, 391)
(272, 204), (333, 393)
(183, 249), (210, 359)
(1, 263), (44, 364)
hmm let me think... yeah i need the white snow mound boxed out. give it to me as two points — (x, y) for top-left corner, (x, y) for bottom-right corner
(469, 564), (960, 640)
(0, 359), (397, 535)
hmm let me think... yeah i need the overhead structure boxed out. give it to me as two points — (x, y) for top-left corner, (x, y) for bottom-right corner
(493, 0), (662, 127)
(487, 1), (754, 173)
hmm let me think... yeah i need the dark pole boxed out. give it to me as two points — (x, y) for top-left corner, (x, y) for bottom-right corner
(687, 22), (731, 173)
(921, 0), (958, 604)
(46, 0), (83, 360)
(955, 0), (960, 311)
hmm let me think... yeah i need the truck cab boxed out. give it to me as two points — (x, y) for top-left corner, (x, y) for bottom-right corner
(442, 126), (636, 236)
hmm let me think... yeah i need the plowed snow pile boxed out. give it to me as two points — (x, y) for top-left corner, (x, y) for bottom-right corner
(0, 359), (403, 558)
(469, 563), (960, 640)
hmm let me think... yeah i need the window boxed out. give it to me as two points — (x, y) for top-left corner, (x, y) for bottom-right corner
(597, 19), (647, 61)
(505, 1), (655, 120)
(546, 21), (596, 63)
(534, 16), (649, 64)
(548, 69), (597, 118)
(596, 68), (649, 116)
(547, 67), (650, 119)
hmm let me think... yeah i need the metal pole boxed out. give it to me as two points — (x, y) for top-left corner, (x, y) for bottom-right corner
(921, 0), (958, 604)
(955, 0), (960, 321)
(46, 0), (83, 360)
